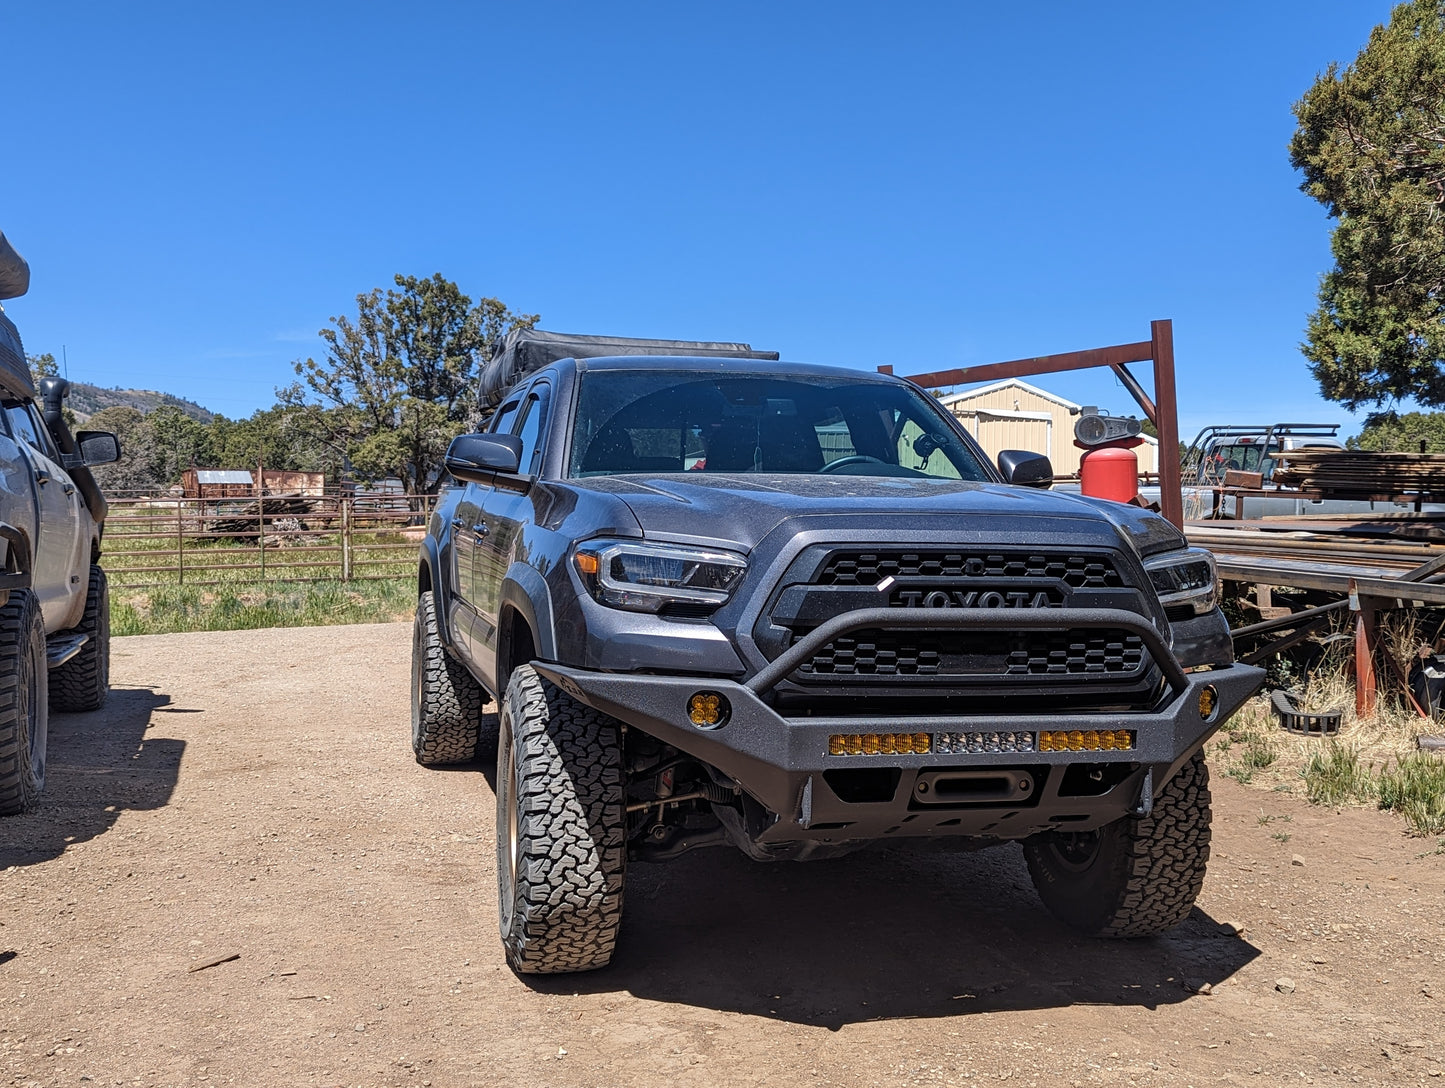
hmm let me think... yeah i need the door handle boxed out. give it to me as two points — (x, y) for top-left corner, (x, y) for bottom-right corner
(450, 516), (467, 530)
(34, 470), (51, 486)
(471, 523), (489, 538)
(62, 483), (75, 496)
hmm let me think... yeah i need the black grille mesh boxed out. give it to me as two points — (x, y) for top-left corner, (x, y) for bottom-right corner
(798, 629), (1145, 678)
(817, 551), (1122, 589)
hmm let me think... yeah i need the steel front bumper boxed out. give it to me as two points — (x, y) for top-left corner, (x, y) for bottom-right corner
(534, 607), (1265, 843)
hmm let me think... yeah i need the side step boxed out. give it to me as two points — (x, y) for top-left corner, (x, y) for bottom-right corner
(46, 632), (89, 669)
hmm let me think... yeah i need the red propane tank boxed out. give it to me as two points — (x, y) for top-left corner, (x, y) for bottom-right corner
(1078, 444), (1139, 504)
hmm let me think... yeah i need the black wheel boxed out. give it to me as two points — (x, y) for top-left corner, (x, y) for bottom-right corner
(0, 590), (49, 816)
(50, 563), (110, 712)
(1023, 752), (1212, 937)
(411, 590), (487, 765)
(496, 664), (626, 974)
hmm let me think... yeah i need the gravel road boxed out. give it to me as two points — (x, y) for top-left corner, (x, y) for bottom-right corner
(1, 623), (1442, 1086)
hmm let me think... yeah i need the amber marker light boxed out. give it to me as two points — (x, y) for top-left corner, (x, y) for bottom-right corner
(688, 692), (729, 728)
(1038, 729), (1134, 752)
(574, 551), (600, 576)
(826, 733), (932, 756)
(1199, 685), (1218, 721)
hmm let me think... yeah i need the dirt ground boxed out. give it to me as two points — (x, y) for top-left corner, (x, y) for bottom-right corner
(2, 623), (1442, 1088)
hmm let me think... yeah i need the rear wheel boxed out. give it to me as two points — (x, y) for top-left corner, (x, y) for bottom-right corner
(410, 590), (487, 765)
(1023, 752), (1212, 937)
(50, 563), (110, 712)
(497, 664), (626, 974)
(0, 591), (49, 815)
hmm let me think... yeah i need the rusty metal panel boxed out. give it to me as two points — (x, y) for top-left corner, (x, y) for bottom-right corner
(261, 470), (325, 496)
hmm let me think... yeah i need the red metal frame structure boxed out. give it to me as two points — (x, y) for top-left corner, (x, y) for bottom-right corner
(884, 319), (1182, 528)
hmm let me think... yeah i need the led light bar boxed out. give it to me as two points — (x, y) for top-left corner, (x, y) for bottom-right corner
(1038, 729), (1134, 752)
(828, 733), (932, 756)
(934, 731), (1036, 754)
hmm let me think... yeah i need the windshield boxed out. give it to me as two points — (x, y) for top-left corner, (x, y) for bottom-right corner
(568, 370), (991, 481)
(1205, 442), (1279, 476)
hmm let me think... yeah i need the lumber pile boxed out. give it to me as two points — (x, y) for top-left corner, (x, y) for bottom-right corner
(1273, 449), (1445, 496)
(207, 494), (316, 536)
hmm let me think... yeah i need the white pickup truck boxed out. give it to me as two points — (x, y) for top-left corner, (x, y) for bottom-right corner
(1176, 423), (1439, 519)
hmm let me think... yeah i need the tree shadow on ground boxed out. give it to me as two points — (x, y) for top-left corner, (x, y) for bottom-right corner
(0, 686), (183, 869)
(529, 841), (1259, 1029)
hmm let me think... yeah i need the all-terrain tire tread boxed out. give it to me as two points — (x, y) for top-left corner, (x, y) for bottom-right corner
(500, 664), (625, 975)
(50, 564), (110, 712)
(0, 591), (47, 816)
(411, 590), (486, 765)
(1025, 752), (1212, 938)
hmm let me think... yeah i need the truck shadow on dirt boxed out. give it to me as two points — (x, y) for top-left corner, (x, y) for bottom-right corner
(466, 727), (1259, 1028)
(0, 686), (183, 870)
(531, 839), (1260, 1028)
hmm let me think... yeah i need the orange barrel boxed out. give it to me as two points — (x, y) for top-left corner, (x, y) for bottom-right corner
(1079, 444), (1139, 504)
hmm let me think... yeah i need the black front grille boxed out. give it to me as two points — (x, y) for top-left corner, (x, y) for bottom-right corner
(799, 629), (1146, 679)
(756, 546), (1162, 711)
(818, 551), (1123, 589)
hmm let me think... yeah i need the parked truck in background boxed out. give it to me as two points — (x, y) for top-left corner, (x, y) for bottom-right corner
(0, 231), (123, 815)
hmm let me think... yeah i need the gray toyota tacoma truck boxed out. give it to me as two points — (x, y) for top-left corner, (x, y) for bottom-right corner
(0, 231), (122, 815)
(412, 329), (1264, 974)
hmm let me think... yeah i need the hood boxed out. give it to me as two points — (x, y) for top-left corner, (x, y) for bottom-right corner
(571, 474), (1187, 557)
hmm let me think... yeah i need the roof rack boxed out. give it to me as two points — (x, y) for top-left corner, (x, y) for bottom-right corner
(477, 328), (779, 408)
(1183, 423), (1340, 461)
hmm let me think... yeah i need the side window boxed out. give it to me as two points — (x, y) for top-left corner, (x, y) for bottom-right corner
(512, 384), (551, 475)
(4, 402), (49, 457)
(896, 416), (962, 478)
(490, 400), (521, 436)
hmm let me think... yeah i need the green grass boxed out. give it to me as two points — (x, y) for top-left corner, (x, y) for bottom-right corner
(1238, 731), (1277, 771)
(1301, 742), (1375, 807)
(102, 507), (421, 634)
(110, 578), (416, 635)
(1376, 753), (1445, 837)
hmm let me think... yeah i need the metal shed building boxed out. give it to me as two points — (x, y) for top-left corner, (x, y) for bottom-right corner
(181, 468), (254, 499)
(938, 379), (1159, 479)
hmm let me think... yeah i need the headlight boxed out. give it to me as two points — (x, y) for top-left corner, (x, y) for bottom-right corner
(573, 539), (747, 614)
(1144, 547), (1218, 615)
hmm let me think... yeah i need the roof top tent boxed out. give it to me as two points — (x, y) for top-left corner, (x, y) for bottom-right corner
(477, 328), (780, 410)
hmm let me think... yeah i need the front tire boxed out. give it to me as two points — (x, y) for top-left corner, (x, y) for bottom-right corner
(50, 563), (110, 712)
(497, 664), (626, 974)
(0, 591), (49, 816)
(1023, 752), (1212, 937)
(411, 590), (487, 765)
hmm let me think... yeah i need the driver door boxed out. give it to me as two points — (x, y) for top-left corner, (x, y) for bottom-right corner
(3, 400), (84, 631)
(450, 397), (520, 664)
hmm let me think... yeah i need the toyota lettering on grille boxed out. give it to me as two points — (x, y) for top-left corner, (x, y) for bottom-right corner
(893, 588), (1058, 609)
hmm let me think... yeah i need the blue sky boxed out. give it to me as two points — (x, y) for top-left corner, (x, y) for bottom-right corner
(2, 2), (1400, 439)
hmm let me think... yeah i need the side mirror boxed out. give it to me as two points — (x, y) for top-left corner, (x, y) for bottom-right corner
(74, 430), (121, 466)
(445, 432), (523, 482)
(997, 449), (1053, 489)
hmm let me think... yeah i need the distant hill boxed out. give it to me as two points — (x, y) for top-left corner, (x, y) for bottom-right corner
(65, 381), (214, 424)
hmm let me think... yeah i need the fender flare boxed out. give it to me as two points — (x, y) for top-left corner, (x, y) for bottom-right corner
(0, 522), (32, 592)
(419, 534), (457, 651)
(498, 562), (557, 663)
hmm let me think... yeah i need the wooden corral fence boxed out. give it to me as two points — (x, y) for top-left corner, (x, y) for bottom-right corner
(100, 489), (436, 588)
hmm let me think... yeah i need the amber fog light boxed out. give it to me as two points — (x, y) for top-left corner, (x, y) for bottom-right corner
(1198, 684), (1219, 722)
(688, 691), (729, 728)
